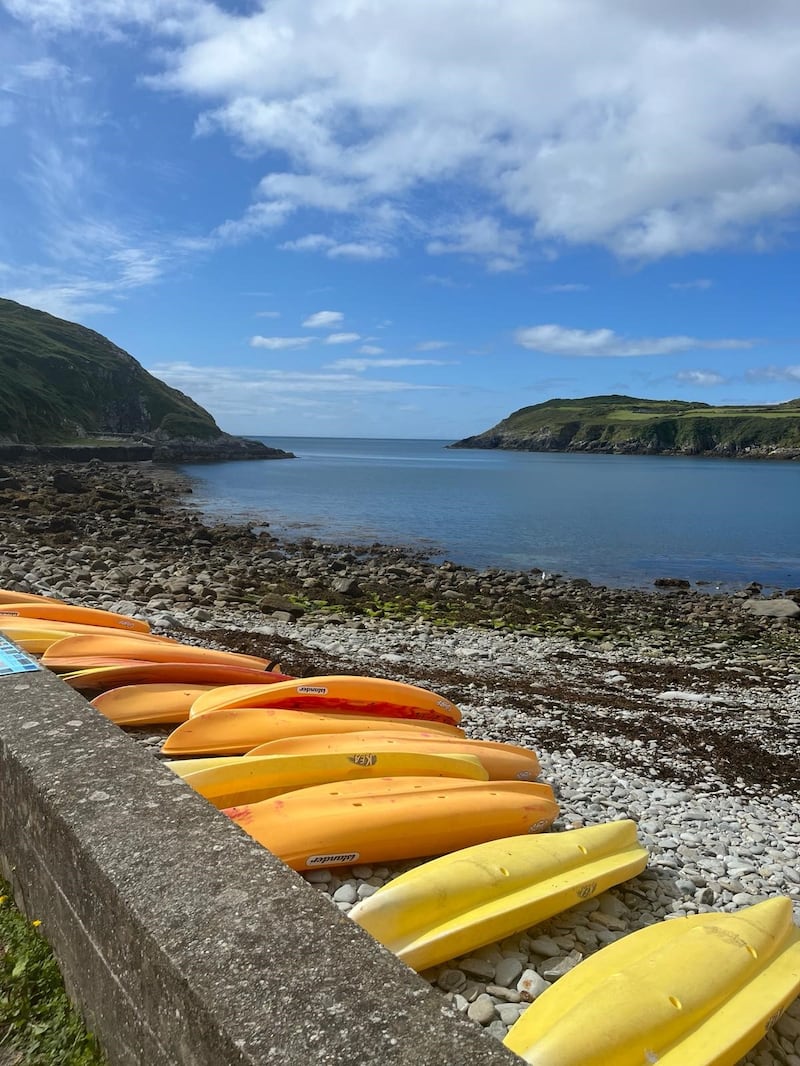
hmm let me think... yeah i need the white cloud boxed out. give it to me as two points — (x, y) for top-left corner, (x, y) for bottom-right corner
(427, 217), (524, 272)
(249, 335), (314, 350)
(326, 357), (453, 372)
(324, 332), (361, 345)
(359, 344), (385, 356)
(10, 1), (800, 263)
(415, 340), (451, 351)
(746, 365), (800, 382)
(540, 283), (589, 293)
(303, 310), (343, 328)
(676, 370), (727, 386)
(670, 279), (714, 290)
(148, 361), (445, 401)
(282, 234), (393, 260)
(515, 324), (754, 358)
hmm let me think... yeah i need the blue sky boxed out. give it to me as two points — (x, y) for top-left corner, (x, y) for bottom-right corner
(2, 0), (800, 440)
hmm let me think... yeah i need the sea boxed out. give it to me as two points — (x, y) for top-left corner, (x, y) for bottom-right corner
(176, 437), (800, 591)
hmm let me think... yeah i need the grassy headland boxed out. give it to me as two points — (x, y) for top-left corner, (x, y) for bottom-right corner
(451, 394), (800, 458)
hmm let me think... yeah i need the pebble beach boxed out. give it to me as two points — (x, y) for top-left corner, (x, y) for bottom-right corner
(1, 460), (799, 1064)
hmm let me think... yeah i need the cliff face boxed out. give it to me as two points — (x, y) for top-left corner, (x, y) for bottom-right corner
(0, 298), (291, 461)
(451, 395), (800, 459)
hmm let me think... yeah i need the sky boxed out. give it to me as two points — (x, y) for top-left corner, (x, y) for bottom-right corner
(2, 1), (800, 440)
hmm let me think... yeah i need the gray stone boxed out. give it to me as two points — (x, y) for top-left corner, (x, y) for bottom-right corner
(493, 957), (524, 988)
(467, 994), (497, 1025)
(743, 598), (800, 619)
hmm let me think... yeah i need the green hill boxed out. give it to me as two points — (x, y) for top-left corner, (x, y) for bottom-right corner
(451, 395), (800, 458)
(0, 298), (290, 461)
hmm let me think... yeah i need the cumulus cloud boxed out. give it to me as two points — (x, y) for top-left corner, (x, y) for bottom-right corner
(303, 310), (343, 328)
(746, 365), (800, 381)
(515, 324), (754, 358)
(427, 217), (524, 272)
(324, 332), (361, 345)
(676, 369), (727, 386)
(359, 344), (385, 355)
(9, 0), (800, 264)
(249, 335), (314, 350)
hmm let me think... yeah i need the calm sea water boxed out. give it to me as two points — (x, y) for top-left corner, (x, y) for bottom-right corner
(177, 437), (800, 590)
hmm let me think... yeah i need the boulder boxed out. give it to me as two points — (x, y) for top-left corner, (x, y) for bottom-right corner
(742, 598), (800, 619)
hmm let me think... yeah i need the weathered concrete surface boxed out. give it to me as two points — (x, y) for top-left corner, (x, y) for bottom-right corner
(0, 667), (520, 1065)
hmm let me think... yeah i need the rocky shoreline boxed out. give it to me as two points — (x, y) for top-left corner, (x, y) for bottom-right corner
(1, 460), (799, 1062)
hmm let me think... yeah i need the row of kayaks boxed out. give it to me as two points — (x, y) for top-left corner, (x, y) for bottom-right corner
(2, 588), (799, 1065)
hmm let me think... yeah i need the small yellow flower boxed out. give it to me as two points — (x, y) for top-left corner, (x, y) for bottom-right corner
(0, 896), (7, 905)
(31, 919), (42, 927)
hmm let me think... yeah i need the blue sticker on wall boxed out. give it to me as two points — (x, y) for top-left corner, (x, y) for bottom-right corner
(0, 635), (41, 677)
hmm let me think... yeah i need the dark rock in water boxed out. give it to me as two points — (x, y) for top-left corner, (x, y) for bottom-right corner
(151, 432), (293, 463)
(51, 470), (86, 494)
(654, 577), (691, 589)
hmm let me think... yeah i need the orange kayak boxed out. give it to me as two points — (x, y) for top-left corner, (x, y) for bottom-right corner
(0, 621), (174, 656)
(61, 662), (293, 695)
(0, 588), (61, 605)
(41, 633), (281, 673)
(91, 684), (217, 726)
(0, 602), (150, 633)
(162, 707), (464, 756)
(245, 731), (541, 781)
(188, 674), (461, 726)
(225, 777), (559, 870)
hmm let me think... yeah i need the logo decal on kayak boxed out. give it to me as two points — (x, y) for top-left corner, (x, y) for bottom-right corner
(307, 852), (360, 867)
(436, 699), (453, 710)
(576, 882), (597, 899)
(349, 754), (378, 767)
(297, 685), (328, 695)
(528, 818), (551, 834)
(516, 770), (534, 780)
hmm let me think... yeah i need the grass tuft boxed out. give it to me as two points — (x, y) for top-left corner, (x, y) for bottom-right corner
(0, 882), (106, 1065)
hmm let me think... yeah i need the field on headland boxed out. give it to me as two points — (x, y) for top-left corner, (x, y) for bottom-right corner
(1, 459), (799, 1061)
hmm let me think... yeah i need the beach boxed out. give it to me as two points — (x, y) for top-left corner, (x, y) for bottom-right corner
(1, 459), (799, 1062)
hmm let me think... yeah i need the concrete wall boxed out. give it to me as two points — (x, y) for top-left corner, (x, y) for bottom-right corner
(0, 667), (520, 1066)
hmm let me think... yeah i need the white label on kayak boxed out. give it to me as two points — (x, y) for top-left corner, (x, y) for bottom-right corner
(0, 610), (20, 617)
(348, 754), (377, 767)
(576, 881), (597, 899)
(119, 619), (135, 628)
(296, 685), (328, 695)
(436, 699), (453, 710)
(306, 852), (360, 867)
(516, 770), (535, 780)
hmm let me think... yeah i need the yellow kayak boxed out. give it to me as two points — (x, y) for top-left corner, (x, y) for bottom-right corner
(174, 751), (488, 808)
(504, 896), (800, 1066)
(188, 674), (461, 726)
(225, 776), (558, 870)
(350, 820), (647, 971)
(0, 601), (150, 633)
(162, 708), (463, 757)
(244, 730), (541, 782)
